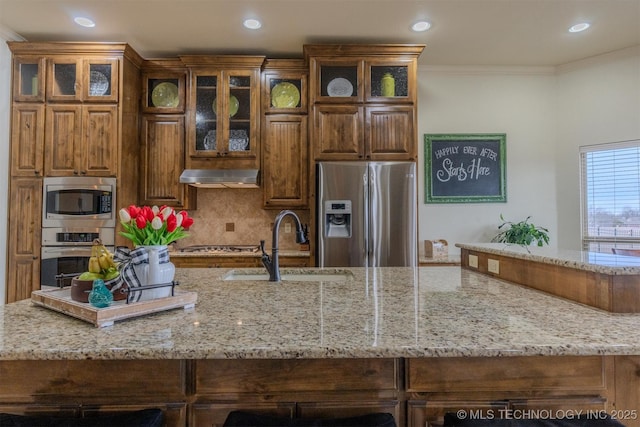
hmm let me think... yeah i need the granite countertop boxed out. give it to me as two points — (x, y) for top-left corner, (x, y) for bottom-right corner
(4, 266), (640, 360)
(456, 242), (640, 275)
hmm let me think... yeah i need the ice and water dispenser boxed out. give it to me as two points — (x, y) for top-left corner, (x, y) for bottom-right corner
(324, 200), (352, 238)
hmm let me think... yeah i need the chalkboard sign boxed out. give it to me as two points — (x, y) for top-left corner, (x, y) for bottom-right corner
(424, 133), (506, 203)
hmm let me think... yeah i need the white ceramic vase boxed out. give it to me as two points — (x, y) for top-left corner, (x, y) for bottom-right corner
(132, 245), (175, 301)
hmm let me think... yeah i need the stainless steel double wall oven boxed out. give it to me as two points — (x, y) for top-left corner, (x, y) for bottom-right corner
(40, 177), (116, 288)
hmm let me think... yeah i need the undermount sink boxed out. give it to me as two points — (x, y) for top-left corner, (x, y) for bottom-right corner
(222, 269), (353, 282)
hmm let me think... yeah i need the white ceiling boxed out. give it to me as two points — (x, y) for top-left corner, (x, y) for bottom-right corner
(1, 0), (639, 66)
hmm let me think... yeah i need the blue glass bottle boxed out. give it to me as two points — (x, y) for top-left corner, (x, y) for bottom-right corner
(88, 279), (113, 308)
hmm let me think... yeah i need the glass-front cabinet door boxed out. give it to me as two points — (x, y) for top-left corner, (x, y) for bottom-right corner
(309, 58), (363, 104)
(366, 60), (415, 103)
(46, 57), (118, 102)
(189, 70), (256, 159)
(12, 56), (46, 102)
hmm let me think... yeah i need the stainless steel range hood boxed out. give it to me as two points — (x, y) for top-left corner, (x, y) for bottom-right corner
(179, 169), (259, 188)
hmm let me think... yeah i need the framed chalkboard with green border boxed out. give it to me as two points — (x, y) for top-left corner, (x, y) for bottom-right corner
(424, 133), (506, 203)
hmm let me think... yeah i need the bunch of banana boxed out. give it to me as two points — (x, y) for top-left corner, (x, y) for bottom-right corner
(79, 239), (119, 281)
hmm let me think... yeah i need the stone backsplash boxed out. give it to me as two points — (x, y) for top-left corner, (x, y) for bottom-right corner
(176, 188), (310, 251)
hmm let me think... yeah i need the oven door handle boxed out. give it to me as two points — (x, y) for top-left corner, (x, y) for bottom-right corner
(41, 246), (93, 260)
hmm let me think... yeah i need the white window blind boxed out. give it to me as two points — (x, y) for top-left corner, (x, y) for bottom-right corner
(580, 140), (640, 253)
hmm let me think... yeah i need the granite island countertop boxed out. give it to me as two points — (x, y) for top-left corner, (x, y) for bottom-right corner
(3, 266), (640, 360)
(456, 242), (640, 275)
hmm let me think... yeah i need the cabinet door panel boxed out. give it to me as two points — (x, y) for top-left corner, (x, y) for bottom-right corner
(366, 105), (415, 160)
(46, 58), (82, 102)
(11, 104), (44, 176)
(44, 105), (82, 176)
(6, 178), (42, 303)
(83, 105), (118, 176)
(141, 115), (194, 208)
(313, 105), (363, 160)
(263, 115), (308, 208)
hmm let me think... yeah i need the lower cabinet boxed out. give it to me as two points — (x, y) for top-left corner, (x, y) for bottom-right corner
(407, 356), (615, 427)
(0, 356), (631, 427)
(6, 177), (42, 303)
(192, 358), (402, 427)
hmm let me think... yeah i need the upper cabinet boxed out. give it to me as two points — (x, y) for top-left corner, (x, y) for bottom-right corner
(142, 60), (187, 114)
(12, 55), (46, 102)
(180, 55), (265, 171)
(304, 44), (424, 161)
(46, 57), (119, 103)
(261, 59), (309, 209)
(139, 59), (195, 209)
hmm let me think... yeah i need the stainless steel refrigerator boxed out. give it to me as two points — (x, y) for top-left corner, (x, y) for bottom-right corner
(317, 161), (417, 267)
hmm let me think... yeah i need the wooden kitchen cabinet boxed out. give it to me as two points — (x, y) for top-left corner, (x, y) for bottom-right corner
(0, 360), (186, 426)
(10, 104), (45, 177)
(312, 104), (363, 160)
(7, 42), (143, 301)
(12, 55), (46, 102)
(46, 56), (118, 103)
(44, 104), (118, 176)
(142, 67), (186, 114)
(304, 44), (423, 161)
(181, 55), (264, 171)
(192, 358), (402, 426)
(406, 356), (614, 427)
(140, 115), (196, 209)
(139, 59), (194, 209)
(262, 59), (309, 208)
(6, 178), (42, 303)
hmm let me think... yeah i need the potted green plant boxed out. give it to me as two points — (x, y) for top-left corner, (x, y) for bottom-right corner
(491, 214), (550, 246)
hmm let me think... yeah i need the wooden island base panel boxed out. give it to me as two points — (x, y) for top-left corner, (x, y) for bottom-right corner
(1, 355), (639, 427)
(3, 266), (640, 427)
(457, 243), (640, 313)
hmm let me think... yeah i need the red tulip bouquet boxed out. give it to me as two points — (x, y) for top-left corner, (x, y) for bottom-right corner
(118, 205), (194, 246)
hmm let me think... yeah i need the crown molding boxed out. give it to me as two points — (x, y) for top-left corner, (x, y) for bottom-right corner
(0, 24), (24, 41)
(557, 45), (640, 74)
(420, 64), (556, 76)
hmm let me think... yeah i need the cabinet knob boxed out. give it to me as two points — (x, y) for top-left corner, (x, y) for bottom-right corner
(80, 170), (87, 175)
(73, 170), (79, 175)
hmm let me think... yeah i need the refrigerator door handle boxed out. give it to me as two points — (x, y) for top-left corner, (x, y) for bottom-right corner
(363, 169), (370, 266)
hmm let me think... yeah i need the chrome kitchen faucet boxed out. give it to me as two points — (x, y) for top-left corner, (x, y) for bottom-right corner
(260, 210), (308, 282)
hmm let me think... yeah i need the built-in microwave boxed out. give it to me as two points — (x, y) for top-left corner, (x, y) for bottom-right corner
(42, 177), (116, 228)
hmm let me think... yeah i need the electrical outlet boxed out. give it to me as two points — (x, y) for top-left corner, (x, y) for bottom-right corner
(468, 254), (478, 268)
(488, 258), (500, 274)
(284, 223), (292, 233)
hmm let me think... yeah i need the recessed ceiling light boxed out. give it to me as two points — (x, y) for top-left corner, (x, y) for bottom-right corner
(74, 16), (95, 28)
(243, 19), (262, 30)
(568, 22), (590, 33)
(411, 21), (431, 32)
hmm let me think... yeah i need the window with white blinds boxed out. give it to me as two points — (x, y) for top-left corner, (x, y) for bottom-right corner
(580, 140), (640, 253)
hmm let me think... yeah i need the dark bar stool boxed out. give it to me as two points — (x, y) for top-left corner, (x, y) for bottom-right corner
(223, 410), (397, 427)
(443, 412), (627, 427)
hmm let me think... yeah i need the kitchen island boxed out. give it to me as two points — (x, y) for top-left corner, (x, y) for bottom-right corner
(456, 243), (640, 312)
(2, 266), (640, 426)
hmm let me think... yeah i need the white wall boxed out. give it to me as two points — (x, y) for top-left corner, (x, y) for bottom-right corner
(417, 66), (559, 252)
(0, 33), (12, 304)
(555, 47), (640, 250)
